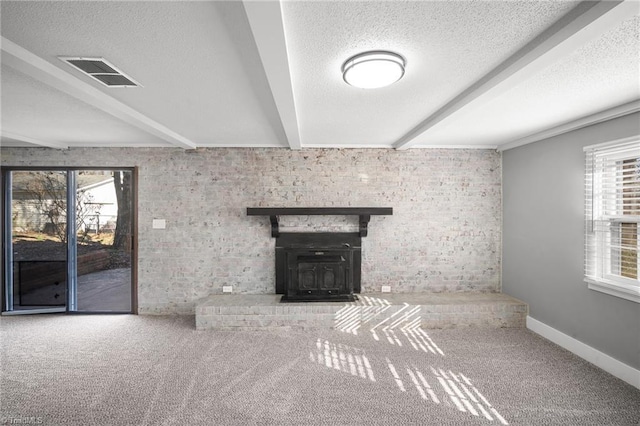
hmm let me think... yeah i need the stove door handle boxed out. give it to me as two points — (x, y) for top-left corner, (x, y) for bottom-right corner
(342, 243), (351, 248)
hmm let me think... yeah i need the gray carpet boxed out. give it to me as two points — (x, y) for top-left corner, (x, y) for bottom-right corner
(1, 315), (638, 425)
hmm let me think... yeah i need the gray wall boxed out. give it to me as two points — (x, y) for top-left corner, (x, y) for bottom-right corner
(2, 147), (501, 314)
(502, 112), (640, 369)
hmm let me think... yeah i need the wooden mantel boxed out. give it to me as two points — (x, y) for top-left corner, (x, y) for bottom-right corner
(246, 207), (393, 237)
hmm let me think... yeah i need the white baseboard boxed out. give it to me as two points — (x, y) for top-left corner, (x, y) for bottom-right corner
(526, 316), (640, 389)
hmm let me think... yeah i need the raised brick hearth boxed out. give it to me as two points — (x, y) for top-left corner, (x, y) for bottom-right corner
(195, 293), (527, 331)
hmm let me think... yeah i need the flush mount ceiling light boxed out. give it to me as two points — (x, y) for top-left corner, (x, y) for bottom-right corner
(342, 51), (405, 89)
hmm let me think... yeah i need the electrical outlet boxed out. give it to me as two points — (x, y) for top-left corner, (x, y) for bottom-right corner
(222, 286), (233, 293)
(381, 285), (391, 293)
(152, 219), (166, 229)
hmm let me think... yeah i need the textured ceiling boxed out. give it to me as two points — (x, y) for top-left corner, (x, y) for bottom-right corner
(1, 1), (287, 148)
(413, 14), (640, 147)
(1, 64), (172, 147)
(282, 0), (579, 147)
(0, 1), (638, 150)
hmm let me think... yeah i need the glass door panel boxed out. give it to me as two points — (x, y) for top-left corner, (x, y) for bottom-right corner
(75, 170), (132, 312)
(10, 171), (67, 312)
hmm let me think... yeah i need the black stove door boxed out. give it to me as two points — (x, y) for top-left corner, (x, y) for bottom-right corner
(287, 250), (351, 299)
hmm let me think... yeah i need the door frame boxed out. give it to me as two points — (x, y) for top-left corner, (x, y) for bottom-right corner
(0, 166), (138, 314)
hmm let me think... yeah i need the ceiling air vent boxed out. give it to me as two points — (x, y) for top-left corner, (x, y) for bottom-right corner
(59, 57), (141, 88)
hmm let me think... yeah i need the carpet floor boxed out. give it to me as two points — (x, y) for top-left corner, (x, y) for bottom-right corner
(1, 315), (638, 425)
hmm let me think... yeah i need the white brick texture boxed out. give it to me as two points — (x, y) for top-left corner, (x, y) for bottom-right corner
(1, 147), (502, 314)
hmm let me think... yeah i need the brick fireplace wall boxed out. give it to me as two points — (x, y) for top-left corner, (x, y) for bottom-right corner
(1, 147), (501, 314)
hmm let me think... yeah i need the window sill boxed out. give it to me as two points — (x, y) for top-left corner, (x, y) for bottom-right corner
(585, 277), (640, 303)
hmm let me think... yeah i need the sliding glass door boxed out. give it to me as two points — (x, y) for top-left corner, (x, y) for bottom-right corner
(75, 170), (133, 312)
(2, 168), (135, 314)
(6, 171), (68, 313)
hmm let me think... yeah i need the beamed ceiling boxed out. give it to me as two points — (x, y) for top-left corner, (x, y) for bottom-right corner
(1, 1), (639, 151)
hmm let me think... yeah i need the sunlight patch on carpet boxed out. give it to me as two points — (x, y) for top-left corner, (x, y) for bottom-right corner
(310, 339), (376, 382)
(334, 298), (445, 356)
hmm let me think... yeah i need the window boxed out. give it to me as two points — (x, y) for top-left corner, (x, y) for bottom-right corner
(585, 137), (640, 303)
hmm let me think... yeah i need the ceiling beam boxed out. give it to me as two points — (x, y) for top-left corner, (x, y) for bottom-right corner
(1, 131), (69, 149)
(242, 1), (302, 150)
(394, 0), (639, 150)
(1, 37), (197, 149)
(498, 99), (640, 151)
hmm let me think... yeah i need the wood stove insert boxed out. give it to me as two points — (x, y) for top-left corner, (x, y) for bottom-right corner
(247, 207), (392, 303)
(277, 233), (360, 302)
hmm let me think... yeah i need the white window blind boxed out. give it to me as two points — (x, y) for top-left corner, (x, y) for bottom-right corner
(584, 137), (640, 303)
